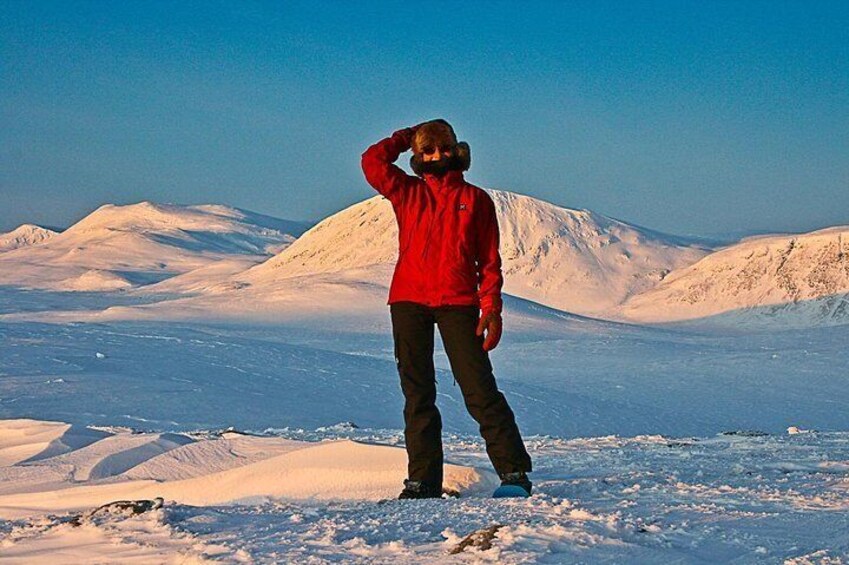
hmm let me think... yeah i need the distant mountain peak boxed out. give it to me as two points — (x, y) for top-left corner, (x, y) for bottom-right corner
(0, 201), (309, 292)
(0, 224), (58, 252)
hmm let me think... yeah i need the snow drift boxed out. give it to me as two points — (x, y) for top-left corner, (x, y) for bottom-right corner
(0, 419), (496, 520)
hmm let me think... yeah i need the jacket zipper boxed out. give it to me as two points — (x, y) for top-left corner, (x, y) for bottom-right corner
(421, 181), (448, 260)
(421, 180), (448, 307)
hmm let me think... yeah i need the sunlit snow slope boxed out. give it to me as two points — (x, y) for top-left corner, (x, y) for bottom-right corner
(4, 194), (848, 328)
(620, 226), (849, 327)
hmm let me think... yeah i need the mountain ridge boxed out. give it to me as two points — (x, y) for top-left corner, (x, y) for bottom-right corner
(3, 195), (848, 328)
(0, 202), (310, 292)
(619, 226), (849, 326)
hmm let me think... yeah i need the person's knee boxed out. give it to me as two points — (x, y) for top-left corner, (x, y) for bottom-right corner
(463, 388), (509, 418)
(458, 375), (500, 403)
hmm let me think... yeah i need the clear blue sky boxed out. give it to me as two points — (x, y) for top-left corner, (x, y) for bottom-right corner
(1, 1), (847, 237)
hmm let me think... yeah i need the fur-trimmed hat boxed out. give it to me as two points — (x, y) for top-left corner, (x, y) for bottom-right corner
(410, 119), (471, 177)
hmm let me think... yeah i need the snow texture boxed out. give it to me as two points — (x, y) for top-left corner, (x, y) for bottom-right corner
(1, 420), (847, 563)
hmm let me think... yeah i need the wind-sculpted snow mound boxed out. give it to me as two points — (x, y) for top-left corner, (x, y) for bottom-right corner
(620, 226), (849, 327)
(0, 420), (111, 467)
(241, 190), (709, 316)
(0, 202), (309, 291)
(0, 420), (497, 520)
(59, 269), (135, 292)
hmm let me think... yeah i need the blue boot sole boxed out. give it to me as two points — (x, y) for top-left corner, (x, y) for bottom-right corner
(493, 485), (530, 498)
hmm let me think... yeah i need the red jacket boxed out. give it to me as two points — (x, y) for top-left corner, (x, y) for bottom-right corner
(361, 126), (504, 314)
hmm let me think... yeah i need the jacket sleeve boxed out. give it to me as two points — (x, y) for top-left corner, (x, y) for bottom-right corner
(361, 127), (417, 205)
(475, 192), (504, 314)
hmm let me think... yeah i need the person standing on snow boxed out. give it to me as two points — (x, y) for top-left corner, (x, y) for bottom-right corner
(361, 119), (533, 499)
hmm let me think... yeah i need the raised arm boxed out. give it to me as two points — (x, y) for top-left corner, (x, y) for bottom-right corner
(361, 126), (419, 205)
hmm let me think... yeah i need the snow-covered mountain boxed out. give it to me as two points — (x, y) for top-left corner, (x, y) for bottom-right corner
(7, 193), (846, 328)
(619, 226), (849, 327)
(491, 191), (709, 315)
(240, 195), (398, 280)
(237, 190), (710, 317)
(0, 202), (310, 291)
(0, 224), (58, 251)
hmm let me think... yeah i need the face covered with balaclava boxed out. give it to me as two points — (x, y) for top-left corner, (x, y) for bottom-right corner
(410, 120), (471, 178)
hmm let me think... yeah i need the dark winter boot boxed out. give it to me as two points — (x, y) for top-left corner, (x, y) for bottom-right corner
(499, 472), (533, 495)
(398, 479), (443, 500)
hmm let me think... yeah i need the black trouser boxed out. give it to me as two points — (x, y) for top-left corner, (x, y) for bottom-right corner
(390, 301), (532, 487)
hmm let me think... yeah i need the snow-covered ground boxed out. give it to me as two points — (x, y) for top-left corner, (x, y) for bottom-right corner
(2, 419), (847, 563)
(3, 287), (848, 437)
(1, 286), (848, 562)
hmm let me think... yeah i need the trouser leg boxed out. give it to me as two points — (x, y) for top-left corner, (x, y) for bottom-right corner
(435, 305), (532, 474)
(390, 301), (443, 486)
